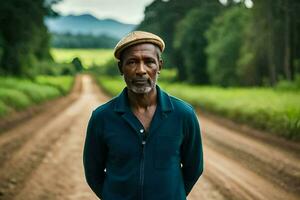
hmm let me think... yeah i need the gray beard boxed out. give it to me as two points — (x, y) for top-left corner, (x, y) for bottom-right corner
(125, 75), (158, 94)
(130, 85), (153, 94)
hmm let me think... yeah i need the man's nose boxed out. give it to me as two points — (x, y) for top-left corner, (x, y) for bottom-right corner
(136, 61), (147, 75)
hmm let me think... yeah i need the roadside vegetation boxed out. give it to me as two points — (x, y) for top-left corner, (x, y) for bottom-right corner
(0, 47), (112, 119)
(34, 76), (74, 95)
(96, 74), (300, 140)
(0, 76), (74, 118)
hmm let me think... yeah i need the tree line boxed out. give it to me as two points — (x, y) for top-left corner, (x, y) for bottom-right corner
(1, 0), (300, 86)
(0, 0), (61, 76)
(0, 0), (84, 77)
(137, 0), (300, 86)
(51, 33), (118, 49)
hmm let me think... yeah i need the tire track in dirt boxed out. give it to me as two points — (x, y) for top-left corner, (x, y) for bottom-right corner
(204, 127), (300, 194)
(188, 115), (300, 200)
(201, 145), (298, 200)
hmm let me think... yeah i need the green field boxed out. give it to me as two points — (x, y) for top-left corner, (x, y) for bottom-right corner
(96, 76), (300, 140)
(0, 76), (74, 118)
(51, 48), (114, 68)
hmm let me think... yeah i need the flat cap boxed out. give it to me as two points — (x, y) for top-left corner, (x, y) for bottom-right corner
(114, 31), (165, 60)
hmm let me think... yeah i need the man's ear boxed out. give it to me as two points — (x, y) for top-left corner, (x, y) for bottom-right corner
(158, 59), (163, 73)
(118, 61), (123, 75)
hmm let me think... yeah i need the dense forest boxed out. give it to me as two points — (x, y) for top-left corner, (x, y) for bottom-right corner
(51, 33), (118, 49)
(1, 0), (300, 87)
(137, 0), (300, 86)
(0, 0), (61, 76)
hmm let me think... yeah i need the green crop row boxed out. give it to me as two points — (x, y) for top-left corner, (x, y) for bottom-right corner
(96, 76), (300, 140)
(0, 76), (74, 118)
(34, 76), (74, 95)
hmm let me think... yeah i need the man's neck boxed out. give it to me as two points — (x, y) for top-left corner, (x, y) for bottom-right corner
(127, 87), (157, 111)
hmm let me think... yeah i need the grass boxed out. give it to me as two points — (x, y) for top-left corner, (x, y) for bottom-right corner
(96, 75), (300, 140)
(96, 76), (125, 95)
(162, 83), (300, 139)
(51, 48), (114, 68)
(34, 76), (74, 95)
(0, 88), (31, 110)
(0, 76), (74, 118)
(0, 100), (10, 117)
(0, 77), (61, 103)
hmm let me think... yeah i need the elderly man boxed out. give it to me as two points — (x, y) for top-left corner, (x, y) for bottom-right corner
(83, 31), (203, 200)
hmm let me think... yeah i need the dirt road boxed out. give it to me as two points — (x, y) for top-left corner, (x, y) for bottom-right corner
(0, 75), (299, 200)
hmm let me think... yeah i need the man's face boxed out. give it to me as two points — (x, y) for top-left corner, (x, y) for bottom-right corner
(119, 43), (162, 94)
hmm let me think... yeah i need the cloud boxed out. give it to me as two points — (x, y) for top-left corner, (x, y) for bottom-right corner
(53, 0), (153, 24)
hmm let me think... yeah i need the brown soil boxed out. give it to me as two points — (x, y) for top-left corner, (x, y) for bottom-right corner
(0, 74), (299, 200)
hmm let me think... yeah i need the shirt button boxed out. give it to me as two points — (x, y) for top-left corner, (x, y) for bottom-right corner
(140, 129), (144, 133)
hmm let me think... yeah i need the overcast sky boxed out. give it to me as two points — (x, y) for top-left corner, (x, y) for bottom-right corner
(53, 0), (154, 24)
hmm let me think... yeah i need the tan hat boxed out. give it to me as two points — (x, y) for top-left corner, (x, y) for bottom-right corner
(114, 31), (165, 60)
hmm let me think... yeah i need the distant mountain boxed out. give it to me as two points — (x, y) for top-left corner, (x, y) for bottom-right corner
(45, 14), (136, 39)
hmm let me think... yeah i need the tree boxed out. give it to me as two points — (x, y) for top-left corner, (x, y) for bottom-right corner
(71, 57), (84, 72)
(174, 2), (223, 84)
(0, 0), (59, 76)
(137, 0), (300, 86)
(239, 0), (300, 86)
(205, 5), (250, 86)
(137, 0), (203, 71)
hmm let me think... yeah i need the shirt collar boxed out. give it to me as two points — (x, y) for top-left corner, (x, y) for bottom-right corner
(114, 85), (174, 113)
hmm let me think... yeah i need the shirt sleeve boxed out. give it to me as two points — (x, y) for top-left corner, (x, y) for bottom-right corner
(181, 109), (204, 196)
(83, 111), (107, 199)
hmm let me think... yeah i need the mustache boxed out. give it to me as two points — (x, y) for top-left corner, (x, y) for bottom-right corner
(132, 78), (148, 82)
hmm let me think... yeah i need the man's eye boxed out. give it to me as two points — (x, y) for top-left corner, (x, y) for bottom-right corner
(127, 60), (136, 65)
(146, 60), (155, 64)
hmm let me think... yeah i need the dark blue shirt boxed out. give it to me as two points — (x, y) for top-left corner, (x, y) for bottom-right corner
(83, 86), (203, 200)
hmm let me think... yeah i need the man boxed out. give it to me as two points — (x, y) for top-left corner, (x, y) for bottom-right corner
(83, 31), (203, 200)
